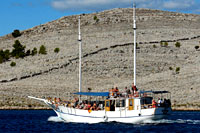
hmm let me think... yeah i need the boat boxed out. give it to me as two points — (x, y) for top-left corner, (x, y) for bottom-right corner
(28, 4), (172, 123)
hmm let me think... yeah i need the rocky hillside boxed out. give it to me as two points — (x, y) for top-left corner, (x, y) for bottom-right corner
(0, 8), (200, 109)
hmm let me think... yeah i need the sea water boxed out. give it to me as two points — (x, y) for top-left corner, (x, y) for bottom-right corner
(0, 110), (199, 132)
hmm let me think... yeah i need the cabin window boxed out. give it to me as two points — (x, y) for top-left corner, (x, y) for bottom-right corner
(128, 99), (134, 110)
(116, 100), (125, 107)
(129, 99), (133, 106)
(106, 100), (110, 107)
(141, 97), (153, 105)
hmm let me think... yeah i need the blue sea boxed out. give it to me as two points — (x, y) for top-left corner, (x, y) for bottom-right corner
(0, 110), (199, 132)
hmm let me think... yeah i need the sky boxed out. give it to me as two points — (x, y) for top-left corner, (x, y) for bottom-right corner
(0, 0), (200, 37)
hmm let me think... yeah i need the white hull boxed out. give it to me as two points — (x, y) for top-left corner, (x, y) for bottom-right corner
(45, 101), (171, 124)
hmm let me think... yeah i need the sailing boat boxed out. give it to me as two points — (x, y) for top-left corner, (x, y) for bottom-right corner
(28, 4), (171, 123)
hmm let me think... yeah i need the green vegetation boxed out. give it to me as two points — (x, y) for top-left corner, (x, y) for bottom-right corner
(31, 47), (37, 56)
(94, 16), (97, 20)
(26, 49), (31, 56)
(93, 15), (99, 23)
(0, 49), (10, 63)
(0, 56), (3, 64)
(160, 42), (163, 47)
(169, 67), (173, 70)
(164, 42), (168, 47)
(195, 46), (199, 50)
(54, 48), (60, 53)
(160, 41), (168, 47)
(0, 40), (47, 65)
(153, 44), (157, 48)
(175, 42), (181, 48)
(10, 62), (16, 67)
(176, 67), (180, 74)
(39, 45), (47, 55)
(12, 29), (21, 38)
(11, 40), (26, 58)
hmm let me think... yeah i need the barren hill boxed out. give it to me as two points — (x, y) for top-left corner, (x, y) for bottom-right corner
(0, 8), (200, 109)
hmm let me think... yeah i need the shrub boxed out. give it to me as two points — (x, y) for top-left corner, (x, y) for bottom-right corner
(54, 48), (60, 53)
(4, 49), (10, 61)
(12, 29), (21, 38)
(10, 62), (16, 67)
(164, 42), (168, 47)
(31, 47), (37, 56)
(11, 40), (26, 58)
(153, 45), (157, 48)
(0, 49), (10, 62)
(26, 49), (31, 56)
(160, 42), (164, 47)
(39, 45), (47, 55)
(94, 16), (97, 20)
(176, 67), (180, 74)
(175, 42), (181, 48)
(169, 67), (173, 70)
(93, 16), (99, 23)
(195, 46), (199, 50)
(0, 56), (3, 64)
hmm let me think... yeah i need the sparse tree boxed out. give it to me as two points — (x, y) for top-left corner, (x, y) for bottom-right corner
(26, 49), (31, 56)
(175, 42), (181, 48)
(195, 46), (199, 50)
(169, 67), (173, 70)
(39, 45), (47, 55)
(0, 56), (3, 64)
(176, 67), (180, 74)
(160, 42), (164, 47)
(93, 15), (99, 23)
(12, 29), (21, 38)
(31, 47), (37, 56)
(54, 48), (60, 53)
(164, 42), (168, 47)
(10, 61), (16, 67)
(11, 40), (26, 58)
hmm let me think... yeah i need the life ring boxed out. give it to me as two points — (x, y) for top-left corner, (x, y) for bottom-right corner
(103, 115), (108, 122)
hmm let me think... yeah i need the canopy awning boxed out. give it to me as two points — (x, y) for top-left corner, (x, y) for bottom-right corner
(139, 90), (170, 94)
(74, 92), (109, 97)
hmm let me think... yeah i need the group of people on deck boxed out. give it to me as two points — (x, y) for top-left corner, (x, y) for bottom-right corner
(152, 98), (171, 108)
(109, 83), (138, 98)
(73, 98), (102, 111)
(48, 97), (103, 110)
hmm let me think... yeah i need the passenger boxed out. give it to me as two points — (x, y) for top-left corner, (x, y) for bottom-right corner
(113, 87), (119, 97)
(83, 103), (88, 110)
(123, 87), (128, 97)
(160, 98), (164, 107)
(92, 102), (97, 110)
(76, 103), (80, 109)
(109, 88), (114, 98)
(88, 102), (91, 110)
(131, 83), (138, 94)
(157, 98), (161, 107)
(54, 97), (57, 104)
(129, 87), (134, 98)
(57, 98), (61, 104)
(152, 99), (157, 108)
(74, 97), (79, 108)
(81, 103), (84, 109)
(98, 104), (103, 110)
(163, 98), (167, 107)
(47, 97), (51, 102)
